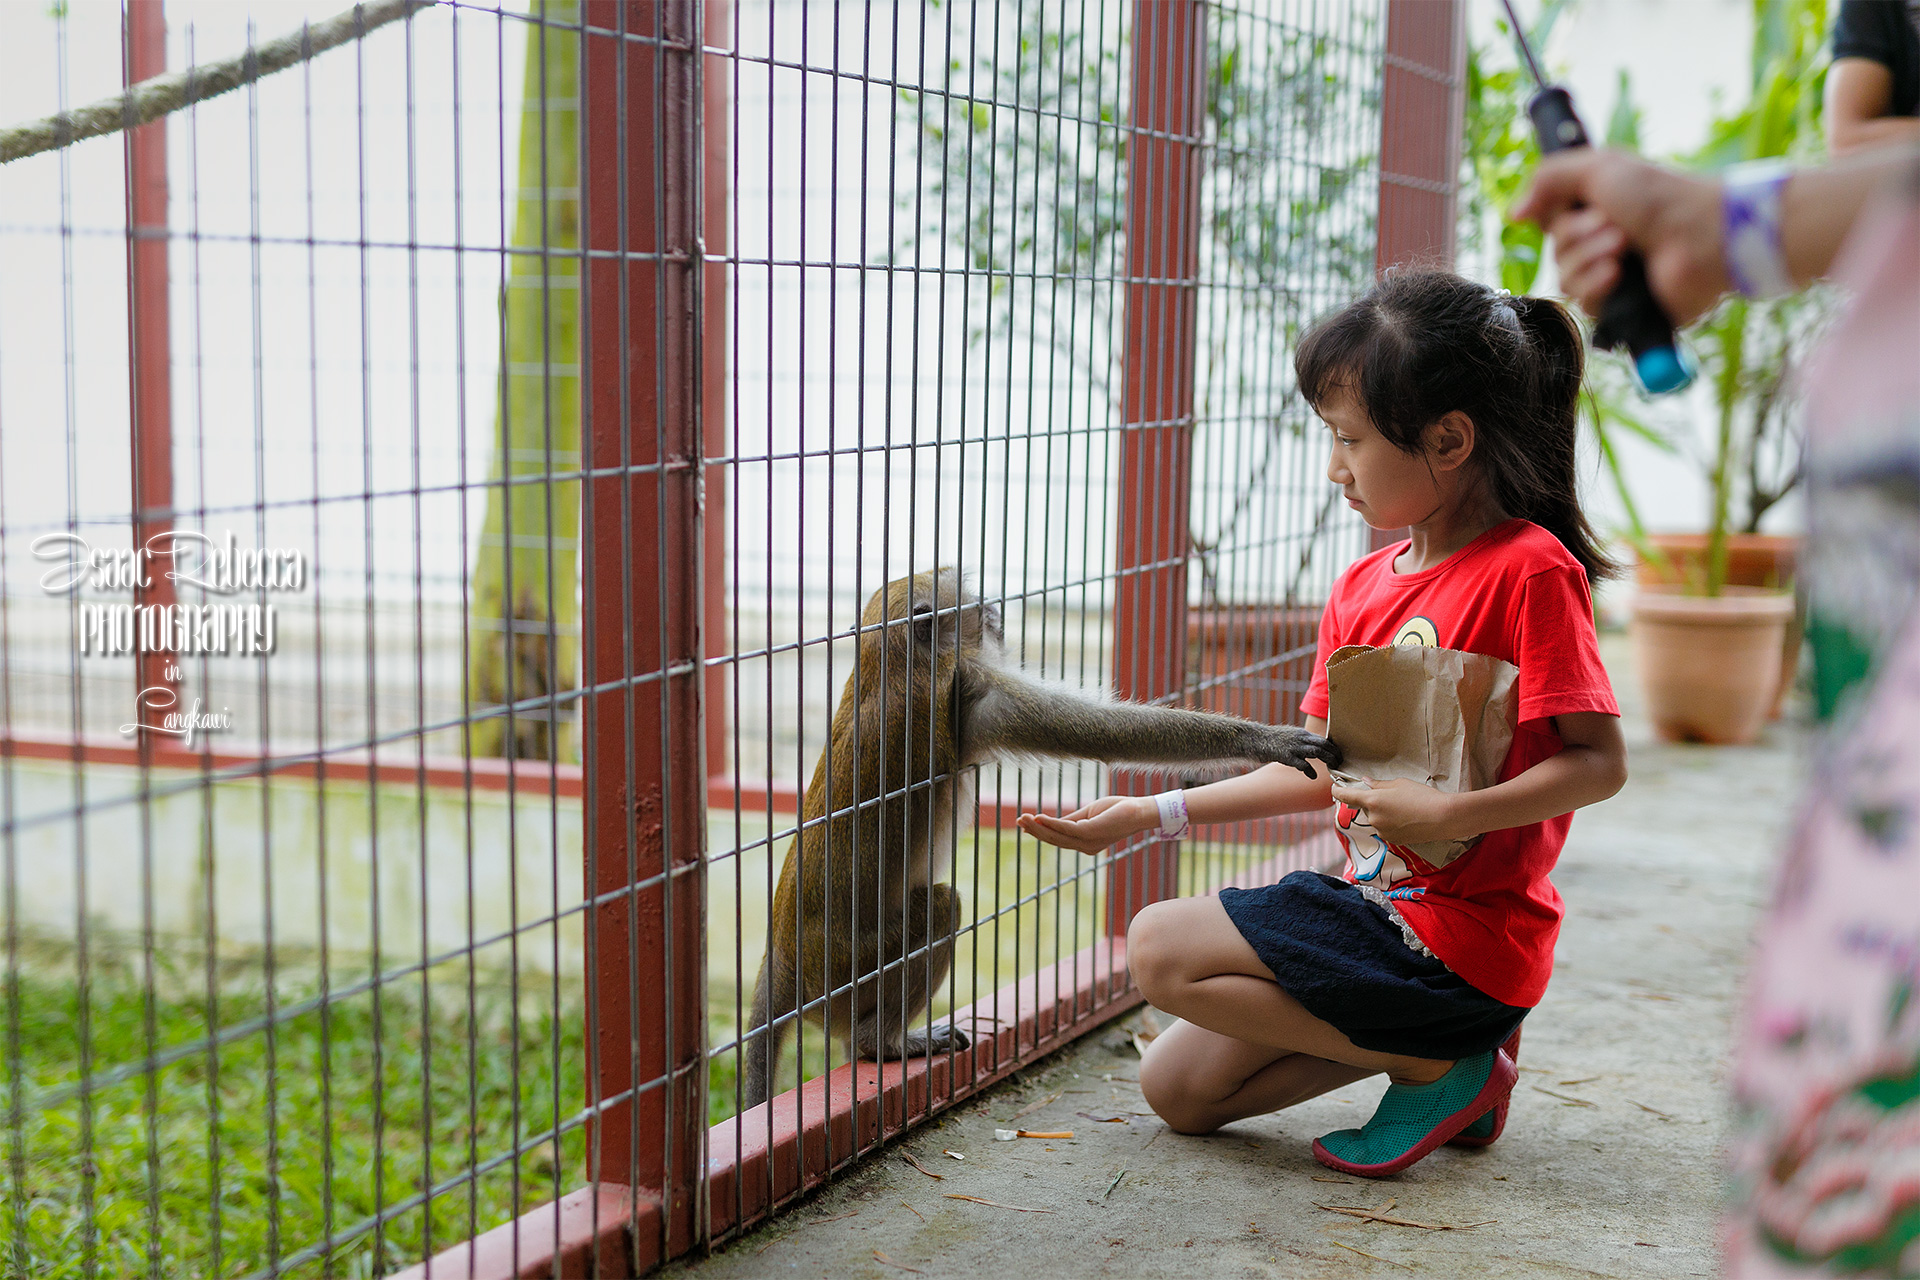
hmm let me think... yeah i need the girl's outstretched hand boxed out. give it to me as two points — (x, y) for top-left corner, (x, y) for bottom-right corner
(1016, 795), (1156, 855)
(1329, 777), (1467, 847)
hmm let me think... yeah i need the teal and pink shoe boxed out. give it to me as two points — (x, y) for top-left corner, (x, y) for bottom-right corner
(1449, 1027), (1522, 1148)
(1312, 1045), (1518, 1178)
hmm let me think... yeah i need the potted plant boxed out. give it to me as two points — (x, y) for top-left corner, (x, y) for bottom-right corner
(1625, 284), (1829, 733)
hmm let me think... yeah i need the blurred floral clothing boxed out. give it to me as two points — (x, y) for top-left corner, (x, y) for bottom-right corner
(1724, 158), (1920, 1276)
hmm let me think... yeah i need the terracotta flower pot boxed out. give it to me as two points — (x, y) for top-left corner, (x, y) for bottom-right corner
(1636, 533), (1802, 719)
(1629, 585), (1795, 745)
(1633, 532), (1798, 591)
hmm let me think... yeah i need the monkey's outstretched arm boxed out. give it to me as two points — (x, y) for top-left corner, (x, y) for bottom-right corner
(960, 664), (1341, 779)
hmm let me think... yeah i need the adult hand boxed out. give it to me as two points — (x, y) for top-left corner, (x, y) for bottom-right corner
(1016, 795), (1156, 855)
(1330, 777), (1470, 847)
(1510, 148), (1728, 328)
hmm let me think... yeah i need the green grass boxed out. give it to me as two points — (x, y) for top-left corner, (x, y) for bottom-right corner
(1, 815), (1311, 1274)
(1, 945), (584, 1279)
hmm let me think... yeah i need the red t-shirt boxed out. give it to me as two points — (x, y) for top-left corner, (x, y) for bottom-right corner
(1298, 519), (1620, 1008)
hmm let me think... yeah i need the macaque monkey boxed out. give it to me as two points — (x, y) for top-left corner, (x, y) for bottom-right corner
(740, 569), (1340, 1108)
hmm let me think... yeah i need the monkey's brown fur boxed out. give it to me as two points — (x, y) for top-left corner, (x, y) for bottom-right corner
(741, 569), (1339, 1108)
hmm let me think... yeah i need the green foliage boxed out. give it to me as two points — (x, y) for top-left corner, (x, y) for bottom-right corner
(889, 7), (1379, 604)
(1459, 0), (1571, 295)
(1605, 68), (1643, 150)
(1697, 0), (1831, 166)
(2, 949), (584, 1277)
(887, 10), (1127, 391)
(890, 8), (1378, 392)
(1679, 0), (1832, 594)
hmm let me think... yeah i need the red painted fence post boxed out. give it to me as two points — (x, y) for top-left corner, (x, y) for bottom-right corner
(1371, 0), (1466, 554)
(1106, 0), (1207, 938)
(580, 0), (708, 1270)
(124, 0), (178, 725)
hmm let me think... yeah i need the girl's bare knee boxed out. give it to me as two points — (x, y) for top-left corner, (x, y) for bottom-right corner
(1138, 1044), (1219, 1136)
(1126, 902), (1183, 1008)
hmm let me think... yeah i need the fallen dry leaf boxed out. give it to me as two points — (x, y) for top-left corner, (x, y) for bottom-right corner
(1077, 1111), (1130, 1124)
(753, 1209), (859, 1253)
(1558, 1075), (1601, 1086)
(1331, 1240), (1411, 1269)
(1310, 1175), (1355, 1184)
(902, 1153), (945, 1180)
(899, 1200), (925, 1222)
(1010, 1091), (1062, 1122)
(873, 1248), (925, 1274)
(1630, 1100), (1674, 1120)
(944, 1194), (1055, 1214)
(1531, 1085), (1597, 1108)
(1315, 1201), (1493, 1232)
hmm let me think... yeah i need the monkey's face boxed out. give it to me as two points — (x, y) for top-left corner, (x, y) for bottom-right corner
(863, 570), (1001, 669)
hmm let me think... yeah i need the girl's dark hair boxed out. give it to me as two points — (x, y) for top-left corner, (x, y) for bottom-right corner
(1294, 269), (1618, 583)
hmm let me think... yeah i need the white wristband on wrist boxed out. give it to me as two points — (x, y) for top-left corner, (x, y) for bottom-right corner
(1152, 789), (1190, 839)
(1723, 159), (1795, 299)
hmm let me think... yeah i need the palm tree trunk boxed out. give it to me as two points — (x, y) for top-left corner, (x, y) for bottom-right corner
(468, 0), (580, 761)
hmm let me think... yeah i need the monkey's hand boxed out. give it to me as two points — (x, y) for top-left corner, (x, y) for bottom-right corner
(1016, 795), (1156, 855)
(1254, 725), (1343, 780)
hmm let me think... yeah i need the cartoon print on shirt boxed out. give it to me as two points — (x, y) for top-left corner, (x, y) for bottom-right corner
(1394, 614), (1439, 648)
(1334, 613), (1439, 885)
(1335, 794), (1393, 881)
(1334, 780), (1425, 887)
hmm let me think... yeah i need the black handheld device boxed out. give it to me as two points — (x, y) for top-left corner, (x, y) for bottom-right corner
(1501, 2), (1693, 394)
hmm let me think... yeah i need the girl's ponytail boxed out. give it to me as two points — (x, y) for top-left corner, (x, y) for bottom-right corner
(1295, 271), (1619, 584)
(1504, 295), (1618, 584)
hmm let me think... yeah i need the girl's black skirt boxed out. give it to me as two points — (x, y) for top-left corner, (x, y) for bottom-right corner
(1217, 870), (1527, 1061)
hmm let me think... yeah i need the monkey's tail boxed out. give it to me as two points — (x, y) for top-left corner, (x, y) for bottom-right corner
(741, 952), (792, 1111)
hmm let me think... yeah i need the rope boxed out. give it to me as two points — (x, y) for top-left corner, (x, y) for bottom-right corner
(0, 0), (433, 166)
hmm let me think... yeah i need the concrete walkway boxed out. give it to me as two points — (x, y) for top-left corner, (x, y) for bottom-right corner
(671, 637), (1803, 1278)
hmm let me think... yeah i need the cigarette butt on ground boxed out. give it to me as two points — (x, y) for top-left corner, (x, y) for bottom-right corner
(1017, 1129), (1073, 1140)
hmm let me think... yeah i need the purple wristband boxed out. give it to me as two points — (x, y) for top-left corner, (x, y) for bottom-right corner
(1723, 159), (1794, 299)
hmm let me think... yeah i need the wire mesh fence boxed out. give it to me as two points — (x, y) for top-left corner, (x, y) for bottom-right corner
(0, 0), (1448, 1274)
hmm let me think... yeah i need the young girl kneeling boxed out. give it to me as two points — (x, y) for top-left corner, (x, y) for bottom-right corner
(1019, 271), (1628, 1178)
